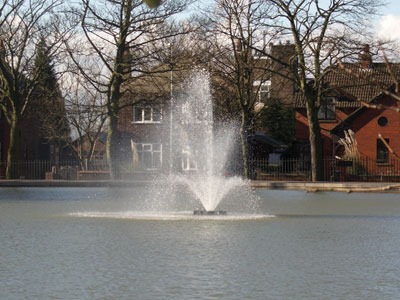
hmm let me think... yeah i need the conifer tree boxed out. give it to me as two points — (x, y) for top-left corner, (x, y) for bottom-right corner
(0, 0), (68, 178)
(32, 37), (70, 159)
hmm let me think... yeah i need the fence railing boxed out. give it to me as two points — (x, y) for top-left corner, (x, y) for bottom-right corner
(251, 156), (400, 182)
(0, 160), (81, 180)
(250, 158), (311, 181)
(1, 157), (400, 182)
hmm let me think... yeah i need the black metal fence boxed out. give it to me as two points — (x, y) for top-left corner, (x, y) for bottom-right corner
(1, 157), (400, 182)
(251, 157), (400, 182)
(0, 160), (77, 180)
(0, 158), (158, 180)
(250, 158), (311, 181)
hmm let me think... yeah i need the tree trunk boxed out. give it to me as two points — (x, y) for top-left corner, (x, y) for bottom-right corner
(305, 97), (324, 181)
(106, 38), (125, 180)
(6, 114), (19, 179)
(239, 110), (250, 179)
(107, 101), (120, 180)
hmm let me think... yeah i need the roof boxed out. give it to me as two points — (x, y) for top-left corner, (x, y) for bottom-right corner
(327, 62), (400, 102)
(330, 82), (400, 136)
(295, 62), (400, 108)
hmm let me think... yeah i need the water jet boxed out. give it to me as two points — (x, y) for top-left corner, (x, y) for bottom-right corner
(131, 69), (260, 217)
(168, 69), (244, 214)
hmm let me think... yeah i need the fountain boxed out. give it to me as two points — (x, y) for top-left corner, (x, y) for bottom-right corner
(70, 69), (265, 221)
(168, 69), (248, 215)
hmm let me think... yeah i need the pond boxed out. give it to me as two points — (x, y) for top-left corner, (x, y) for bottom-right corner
(1, 187), (400, 299)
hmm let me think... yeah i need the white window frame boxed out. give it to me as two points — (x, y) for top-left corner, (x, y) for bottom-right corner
(137, 143), (163, 170)
(254, 80), (271, 102)
(182, 147), (198, 171)
(133, 106), (162, 123)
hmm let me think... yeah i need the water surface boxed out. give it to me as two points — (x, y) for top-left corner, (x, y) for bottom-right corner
(1, 187), (400, 299)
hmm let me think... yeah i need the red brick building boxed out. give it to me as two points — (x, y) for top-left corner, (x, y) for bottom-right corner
(295, 48), (400, 179)
(116, 63), (179, 175)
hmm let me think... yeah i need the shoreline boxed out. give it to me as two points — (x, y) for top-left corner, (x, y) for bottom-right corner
(0, 179), (399, 193)
(250, 180), (400, 193)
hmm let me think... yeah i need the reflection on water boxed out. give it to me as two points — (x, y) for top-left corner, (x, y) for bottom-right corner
(1, 187), (400, 299)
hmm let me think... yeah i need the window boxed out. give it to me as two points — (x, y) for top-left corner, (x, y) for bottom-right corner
(318, 97), (336, 120)
(377, 138), (389, 164)
(182, 147), (198, 171)
(378, 116), (388, 127)
(259, 80), (271, 101)
(133, 106), (162, 123)
(93, 151), (104, 160)
(254, 80), (271, 102)
(136, 143), (162, 170)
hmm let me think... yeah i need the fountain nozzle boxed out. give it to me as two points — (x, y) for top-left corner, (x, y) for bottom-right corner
(193, 209), (227, 216)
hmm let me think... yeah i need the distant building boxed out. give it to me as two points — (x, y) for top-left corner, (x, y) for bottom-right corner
(295, 45), (400, 179)
(116, 43), (298, 176)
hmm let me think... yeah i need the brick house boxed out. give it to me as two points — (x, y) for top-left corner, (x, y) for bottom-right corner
(295, 46), (400, 180)
(117, 63), (182, 175)
(0, 101), (69, 178)
(248, 42), (297, 167)
(117, 43), (297, 176)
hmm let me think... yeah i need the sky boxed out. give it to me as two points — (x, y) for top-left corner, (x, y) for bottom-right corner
(194, 0), (400, 43)
(375, 0), (400, 41)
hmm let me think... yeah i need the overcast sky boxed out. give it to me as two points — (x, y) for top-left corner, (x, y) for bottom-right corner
(376, 0), (400, 41)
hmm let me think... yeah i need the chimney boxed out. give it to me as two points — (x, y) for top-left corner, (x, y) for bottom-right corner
(270, 42), (296, 65)
(360, 44), (372, 69)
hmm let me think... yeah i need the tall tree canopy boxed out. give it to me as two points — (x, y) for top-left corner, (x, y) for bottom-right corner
(0, 0), (71, 178)
(68, 0), (195, 178)
(205, 0), (272, 178)
(32, 37), (70, 149)
(256, 0), (385, 180)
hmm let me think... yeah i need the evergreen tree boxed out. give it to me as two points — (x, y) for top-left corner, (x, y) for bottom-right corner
(261, 98), (295, 145)
(34, 37), (58, 94)
(31, 37), (70, 159)
(0, 0), (67, 178)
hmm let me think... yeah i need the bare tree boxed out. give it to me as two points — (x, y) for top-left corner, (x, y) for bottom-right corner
(254, 0), (385, 181)
(0, 0), (72, 178)
(205, 0), (274, 178)
(55, 71), (107, 169)
(66, 0), (196, 179)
